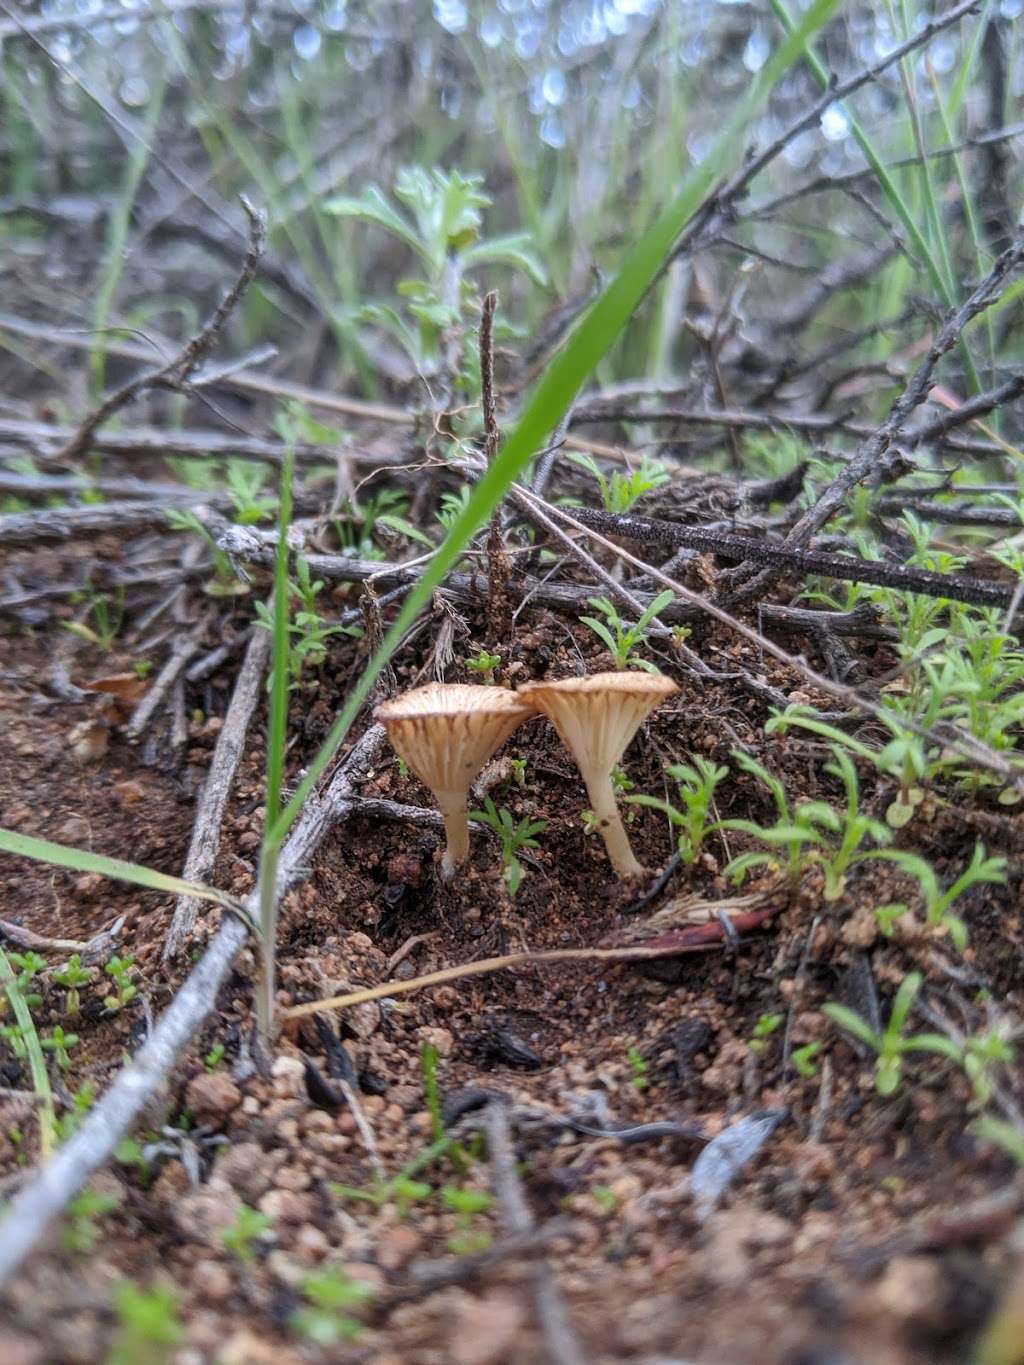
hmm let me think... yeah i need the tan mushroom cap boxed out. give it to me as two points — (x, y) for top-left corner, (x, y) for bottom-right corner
(516, 671), (678, 772)
(517, 671), (678, 878)
(375, 683), (537, 875)
(375, 683), (536, 796)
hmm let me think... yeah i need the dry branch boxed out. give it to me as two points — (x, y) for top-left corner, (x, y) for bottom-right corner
(164, 628), (271, 960)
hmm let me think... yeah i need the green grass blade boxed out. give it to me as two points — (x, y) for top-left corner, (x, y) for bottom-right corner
(0, 945), (57, 1158)
(268, 0), (843, 847)
(0, 829), (245, 918)
(265, 439), (295, 827)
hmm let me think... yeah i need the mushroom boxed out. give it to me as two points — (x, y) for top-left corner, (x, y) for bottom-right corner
(375, 683), (537, 877)
(518, 670), (678, 878)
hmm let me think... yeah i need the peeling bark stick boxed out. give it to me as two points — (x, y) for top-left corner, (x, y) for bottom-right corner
(486, 1103), (587, 1365)
(54, 199), (266, 465)
(163, 628), (271, 961)
(0, 725), (386, 1290)
(565, 505), (1021, 613)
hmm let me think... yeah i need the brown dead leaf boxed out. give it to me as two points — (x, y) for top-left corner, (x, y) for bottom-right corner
(83, 672), (149, 704)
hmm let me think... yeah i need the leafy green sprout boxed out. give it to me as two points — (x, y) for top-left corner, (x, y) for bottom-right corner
(750, 1013), (783, 1056)
(104, 955), (138, 1011)
(823, 972), (961, 1096)
(720, 746), (890, 899)
(62, 584), (125, 651)
(165, 507), (243, 593)
(627, 756), (729, 863)
(581, 589), (675, 672)
(591, 1185), (618, 1215)
(224, 458), (276, 525)
(254, 554), (363, 689)
(792, 1042), (823, 1078)
(222, 1204), (272, 1264)
(204, 1041), (226, 1071)
(61, 1186), (119, 1254)
(326, 166), (545, 388)
(866, 843), (1007, 951)
(291, 1266), (374, 1347)
(469, 796), (546, 897)
(626, 1043), (648, 1090)
(973, 1114), (1024, 1166)
(567, 450), (670, 515)
(442, 1185), (495, 1255)
(960, 1027), (1015, 1107)
(54, 953), (92, 1015)
(41, 1024), (79, 1070)
(466, 647), (501, 682)
(108, 1282), (183, 1365)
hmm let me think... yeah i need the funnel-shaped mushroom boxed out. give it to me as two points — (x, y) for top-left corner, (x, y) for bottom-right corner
(375, 683), (536, 877)
(518, 671), (678, 878)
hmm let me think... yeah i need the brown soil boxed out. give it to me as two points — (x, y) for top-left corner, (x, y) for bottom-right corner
(2, 570), (1023, 1365)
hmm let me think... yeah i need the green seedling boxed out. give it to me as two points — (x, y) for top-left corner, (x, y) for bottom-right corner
(54, 954), (93, 1015)
(581, 589), (675, 672)
(41, 1023), (79, 1070)
(823, 972), (959, 1096)
(626, 1043), (648, 1090)
(7, 951), (46, 1009)
(225, 458), (276, 524)
(592, 1185), (618, 1215)
(792, 1042), (823, 1078)
(874, 903), (911, 938)
(466, 648), (501, 683)
(721, 746), (889, 898)
(507, 757), (527, 789)
(960, 1027), (1015, 1107)
(750, 1013), (783, 1056)
(291, 1266), (374, 1347)
(61, 1186), (119, 1254)
(254, 554), (362, 687)
(628, 757), (729, 863)
(104, 955), (138, 1011)
(204, 1042), (226, 1071)
(974, 1114), (1024, 1165)
(867, 843), (1007, 950)
(327, 166), (544, 389)
(63, 585), (125, 651)
(108, 1282), (183, 1365)
(442, 1185), (494, 1255)
(0, 944), (56, 1155)
(222, 1205), (272, 1264)
(469, 796), (546, 897)
(55, 1083), (98, 1143)
(567, 450), (670, 514)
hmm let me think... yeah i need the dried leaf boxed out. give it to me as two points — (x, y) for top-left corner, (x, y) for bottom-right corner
(83, 673), (149, 703)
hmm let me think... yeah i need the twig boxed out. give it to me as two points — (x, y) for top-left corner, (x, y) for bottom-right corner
(164, 628), (271, 960)
(0, 727), (387, 1290)
(124, 623), (206, 742)
(53, 200), (266, 464)
(386, 1218), (577, 1307)
(485, 1102), (586, 1365)
(563, 504), (1021, 612)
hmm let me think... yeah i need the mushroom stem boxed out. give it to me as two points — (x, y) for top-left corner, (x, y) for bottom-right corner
(585, 771), (644, 879)
(438, 793), (470, 880)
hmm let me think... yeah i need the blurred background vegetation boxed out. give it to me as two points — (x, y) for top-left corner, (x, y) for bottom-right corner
(1, 0), (1021, 416)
